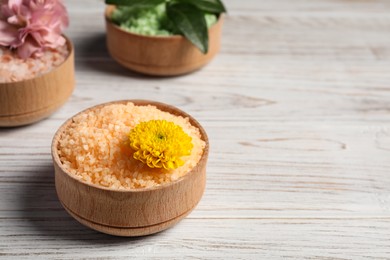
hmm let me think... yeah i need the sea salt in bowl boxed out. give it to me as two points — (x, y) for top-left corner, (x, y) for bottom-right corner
(105, 6), (224, 76)
(0, 37), (75, 127)
(52, 100), (209, 236)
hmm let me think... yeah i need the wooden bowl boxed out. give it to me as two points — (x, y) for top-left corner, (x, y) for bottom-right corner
(105, 6), (223, 76)
(52, 100), (209, 236)
(0, 37), (75, 127)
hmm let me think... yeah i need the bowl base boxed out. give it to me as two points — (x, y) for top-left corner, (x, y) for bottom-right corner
(110, 54), (212, 76)
(61, 200), (194, 237)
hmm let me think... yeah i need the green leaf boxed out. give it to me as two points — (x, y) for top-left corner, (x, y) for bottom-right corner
(105, 0), (165, 7)
(167, 3), (209, 53)
(178, 0), (226, 14)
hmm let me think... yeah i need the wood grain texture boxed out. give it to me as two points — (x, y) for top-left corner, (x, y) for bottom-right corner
(1, 0), (390, 258)
(0, 38), (75, 127)
(105, 6), (223, 76)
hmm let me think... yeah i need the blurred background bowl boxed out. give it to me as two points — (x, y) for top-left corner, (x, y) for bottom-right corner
(105, 6), (224, 76)
(0, 37), (75, 127)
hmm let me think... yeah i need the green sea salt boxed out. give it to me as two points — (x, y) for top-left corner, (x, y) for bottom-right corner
(111, 4), (217, 37)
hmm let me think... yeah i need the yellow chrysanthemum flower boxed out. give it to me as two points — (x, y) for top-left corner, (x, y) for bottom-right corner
(128, 120), (193, 170)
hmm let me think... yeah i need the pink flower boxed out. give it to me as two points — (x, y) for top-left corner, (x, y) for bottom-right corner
(0, 0), (69, 59)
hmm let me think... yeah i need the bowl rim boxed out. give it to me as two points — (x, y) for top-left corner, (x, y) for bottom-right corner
(105, 5), (224, 41)
(51, 99), (209, 194)
(0, 35), (74, 85)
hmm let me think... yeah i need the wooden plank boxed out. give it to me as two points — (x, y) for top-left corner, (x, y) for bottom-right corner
(1, 218), (389, 259)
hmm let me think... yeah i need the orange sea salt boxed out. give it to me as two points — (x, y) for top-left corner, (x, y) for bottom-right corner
(57, 102), (206, 190)
(0, 45), (69, 83)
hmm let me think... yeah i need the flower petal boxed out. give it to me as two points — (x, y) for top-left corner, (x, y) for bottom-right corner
(1, 5), (13, 18)
(16, 35), (41, 59)
(9, 0), (23, 8)
(0, 20), (18, 46)
(1, 0), (69, 58)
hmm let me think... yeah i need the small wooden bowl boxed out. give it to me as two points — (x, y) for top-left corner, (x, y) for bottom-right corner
(0, 37), (75, 127)
(52, 100), (209, 236)
(105, 6), (224, 76)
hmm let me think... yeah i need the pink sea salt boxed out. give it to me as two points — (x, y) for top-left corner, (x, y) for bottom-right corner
(0, 44), (69, 83)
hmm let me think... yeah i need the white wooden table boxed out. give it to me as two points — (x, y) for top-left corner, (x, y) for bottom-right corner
(1, 0), (390, 258)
